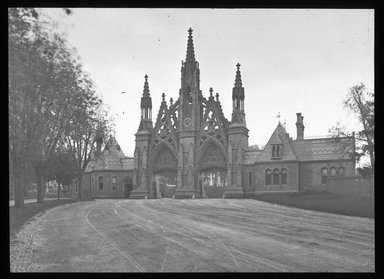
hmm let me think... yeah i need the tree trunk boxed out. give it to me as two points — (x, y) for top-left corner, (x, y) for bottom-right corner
(78, 175), (82, 199)
(36, 174), (44, 203)
(14, 174), (25, 208)
(57, 182), (61, 200)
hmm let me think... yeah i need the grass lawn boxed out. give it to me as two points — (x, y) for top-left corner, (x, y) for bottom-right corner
(253, 191), (374, 219)
(9, 198), (82, 240)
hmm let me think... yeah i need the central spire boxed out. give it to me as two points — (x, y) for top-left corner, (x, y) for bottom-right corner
(186, 27), (195, 63)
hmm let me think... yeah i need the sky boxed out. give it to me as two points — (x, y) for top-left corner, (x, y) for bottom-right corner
(40, 8), (374, 157)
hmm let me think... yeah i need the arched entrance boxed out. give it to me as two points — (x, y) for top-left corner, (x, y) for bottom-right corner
(199, 167), (227, 198)
(196, 140), (227, 198)
(153, 169), (177, 198)
(124, 177), (133, 198)
(151, 147), (178, 198)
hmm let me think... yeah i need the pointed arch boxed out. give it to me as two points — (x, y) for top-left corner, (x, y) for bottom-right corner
(196, 137), (227, 171)
(150, 141), (178, 173)
(200, 99), (228, 148)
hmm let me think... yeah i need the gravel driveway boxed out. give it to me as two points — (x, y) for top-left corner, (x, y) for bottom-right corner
(10, 199), (375, 272)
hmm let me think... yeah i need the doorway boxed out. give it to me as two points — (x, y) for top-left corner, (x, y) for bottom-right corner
(124, 177), (133, 198)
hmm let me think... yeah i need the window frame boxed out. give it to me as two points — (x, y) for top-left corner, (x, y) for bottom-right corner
(338, 167), (345, 176)
(112, 176), (117, 191)
(265, 169), (272, 186)
(330, 167), (337, 177)
(271, 144), (283, 159)
(273, 168), (280, 185)
(321, 168), (328, 185)
(281, 168), (288, 185)
(99, 176), (104, 190)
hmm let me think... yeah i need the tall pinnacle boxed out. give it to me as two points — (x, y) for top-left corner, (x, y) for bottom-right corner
(232, 63), (245, 101)
(141, 74), (152, 109)
(234, 63), (243, 88)
(185, 27), (195, 63)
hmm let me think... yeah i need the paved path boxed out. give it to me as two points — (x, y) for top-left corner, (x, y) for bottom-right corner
(11, 199), (375, 272)
(9, 198), (71, 207)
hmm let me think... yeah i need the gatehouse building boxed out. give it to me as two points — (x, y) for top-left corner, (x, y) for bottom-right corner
(73, 28), (355, 199)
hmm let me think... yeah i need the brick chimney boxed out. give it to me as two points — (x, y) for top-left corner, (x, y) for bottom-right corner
(296, 113), (305, 140)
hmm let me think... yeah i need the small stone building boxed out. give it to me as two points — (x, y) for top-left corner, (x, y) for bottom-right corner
(72, 137), (134, 199)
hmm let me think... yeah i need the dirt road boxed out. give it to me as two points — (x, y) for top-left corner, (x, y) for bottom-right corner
(18, 199), (374, 272)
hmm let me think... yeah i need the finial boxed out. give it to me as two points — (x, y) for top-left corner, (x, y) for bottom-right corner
(170, 97), (173, 105)
(284, 119), (286, 126)
(162, 92), (165, 102)
(234, 63), (243, 88)
(144, 74), (148, 81)
(186, 27), (195, 62)
(215, 93), (219, 102)
(209, 87), (213, 97)
(277, 112), (281, 122)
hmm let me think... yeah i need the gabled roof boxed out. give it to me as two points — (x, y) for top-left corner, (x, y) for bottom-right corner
(291, 137), (354, 161)
(256, 122), (298, 162)
(85, 137), (134, 172)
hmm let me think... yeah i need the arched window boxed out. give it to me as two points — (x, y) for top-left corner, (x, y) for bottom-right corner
(321, 168), (328, 185)
(338, 167), (345, 176)
(265, 169), (272, 185)
(330, 167), (337, 177)
(99, 176), (104, 190)
(112, 176), (117, 191)
(273, 169), (280, 185)
(281, 168), (287, 185)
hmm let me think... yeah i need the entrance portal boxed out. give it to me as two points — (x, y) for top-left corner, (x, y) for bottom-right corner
(153, 170), (177, 198)
(124, 177), (133, 198)
(200, 168), (226, 198)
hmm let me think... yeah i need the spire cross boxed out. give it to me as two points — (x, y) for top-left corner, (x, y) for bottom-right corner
(188, 27), (193, 35)
(170, 97), (173, 105)
(162, 93), (165, 102)
(215, 92), (219, 102)
(209, 87), (213, 97)
(144, 74), (148, 81)
(236, 63), (241, 70)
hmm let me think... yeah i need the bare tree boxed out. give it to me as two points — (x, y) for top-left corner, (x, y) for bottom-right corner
(329, 83), (374, 172)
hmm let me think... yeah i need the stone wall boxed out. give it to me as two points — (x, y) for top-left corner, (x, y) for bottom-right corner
(326, 176), (374, 196)
(91, 170), (133, 198)
(244, 162), (299, 192)
(299, 161), (355, 191)
(76, 170), (133, 198)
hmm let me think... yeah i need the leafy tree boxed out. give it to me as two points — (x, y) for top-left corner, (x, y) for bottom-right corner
(9, 8), (114, 206)
(65, 100), (114, 198)
(329, 83), (374, 173)
(44, 150), (77, 200)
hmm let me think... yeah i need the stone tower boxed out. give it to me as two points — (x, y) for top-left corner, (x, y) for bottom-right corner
(174, 27), (202, 198)
(130, 75), (153, 199)
(224, 63), (249, 198)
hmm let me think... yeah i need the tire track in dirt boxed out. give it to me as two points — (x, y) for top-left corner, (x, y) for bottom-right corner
(170, 199), (374, 256)
(84, 203), (146, 272)
(116, 200), (250, 271)
(138, 199), (374, 271)
(138, 200), (240, 269)
(129, 200), (296, 271)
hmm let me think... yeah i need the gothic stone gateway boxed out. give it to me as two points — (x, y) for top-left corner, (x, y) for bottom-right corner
(74, 28), (355, 199)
